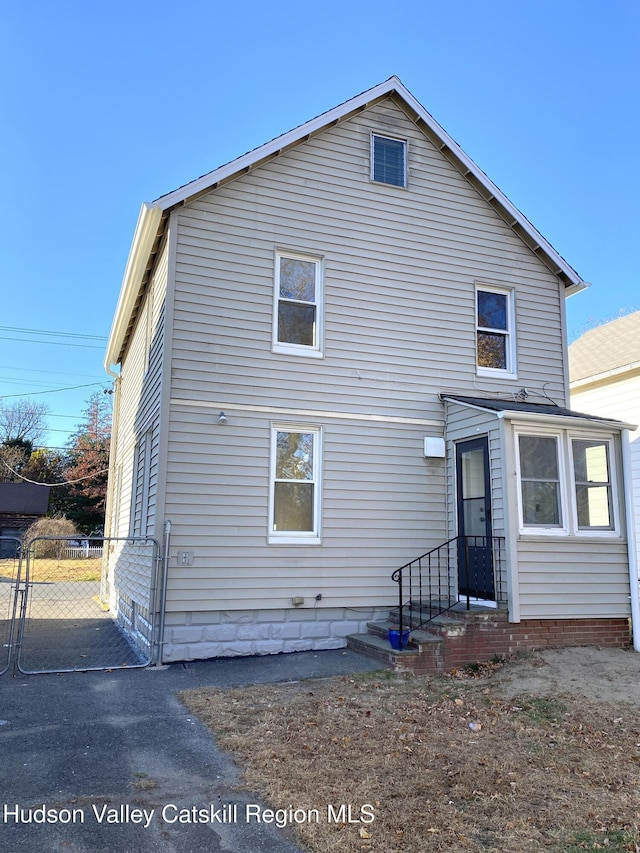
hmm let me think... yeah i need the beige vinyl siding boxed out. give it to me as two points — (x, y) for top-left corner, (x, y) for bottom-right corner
(110, 241), (168, 541)
(170, 97), (567, 424)
(516, 539), (631, 618)
(444, 403), (506, 541)
(163, 97), (568, 613)
(571, 372), (640, 566)
(164, 405), (445, 611)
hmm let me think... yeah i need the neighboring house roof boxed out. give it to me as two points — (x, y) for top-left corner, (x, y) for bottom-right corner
(569, 311), (640, 385)
(0, 482), (50, 515)
(105, 76), (589, 373)
(441, 395), (634, 430)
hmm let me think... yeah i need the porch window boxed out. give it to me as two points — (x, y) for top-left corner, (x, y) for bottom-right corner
(476, 286), (515, 376)
(571, 439), (613, 530)
(269, 426), (321, 543)
(516, 430), (618, 536)
(273, 252), (323, 357)
(518, 435), (562, 528)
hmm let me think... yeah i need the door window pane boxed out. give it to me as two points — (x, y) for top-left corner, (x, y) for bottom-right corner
(461, 448), (485, 499)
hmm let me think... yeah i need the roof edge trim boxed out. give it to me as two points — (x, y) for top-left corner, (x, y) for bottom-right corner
(105, 203), (163, 373)
(152, 76), (586, 292)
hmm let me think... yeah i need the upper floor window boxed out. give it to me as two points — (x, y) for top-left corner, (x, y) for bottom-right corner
(371, 133), (407, 187)
(476, 285), (516, 376)
(273, 252), (323, 357)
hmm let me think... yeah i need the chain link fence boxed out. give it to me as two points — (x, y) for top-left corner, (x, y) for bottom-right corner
(0, 537), (22, 676)
(13, 536), (160, 675)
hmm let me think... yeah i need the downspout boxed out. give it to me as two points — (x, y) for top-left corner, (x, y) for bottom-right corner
(154, 519), (171, 665)
(621, 430), (640, 651)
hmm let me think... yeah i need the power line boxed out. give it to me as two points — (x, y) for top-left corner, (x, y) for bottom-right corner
(0, 336), (105, 349)
(0, 325), (108, 341)
(0, 364), (103, 380)
(0, 381), (106, 400)
(0, 457), (109, 487)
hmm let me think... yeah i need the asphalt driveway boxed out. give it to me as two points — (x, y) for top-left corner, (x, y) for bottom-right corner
(0, 649), (378, 852)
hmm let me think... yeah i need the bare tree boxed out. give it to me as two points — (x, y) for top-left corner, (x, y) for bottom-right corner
(0, 399), (49, 445)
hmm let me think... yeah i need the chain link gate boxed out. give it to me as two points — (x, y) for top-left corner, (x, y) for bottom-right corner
(0, 536), (23, 677)
(1, 536), (162, 676)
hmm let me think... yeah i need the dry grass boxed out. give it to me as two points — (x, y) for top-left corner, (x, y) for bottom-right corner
(180, 662), (640, 853)
(0, 558), (102, 582)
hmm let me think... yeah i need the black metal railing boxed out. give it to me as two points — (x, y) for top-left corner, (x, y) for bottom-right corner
(391, 535), (506, 635)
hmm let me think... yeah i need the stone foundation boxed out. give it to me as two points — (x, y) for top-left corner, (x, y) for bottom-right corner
(161, 606), (391, 662)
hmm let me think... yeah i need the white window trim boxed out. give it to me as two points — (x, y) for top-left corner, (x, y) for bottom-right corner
(272, 251), (324, 358)
(268, 424), (322, 545)
(568, 433), (619, 537)
(515, 427), (620, 538)
(515, 431), (568, 536)
(475, 283), (517, 379)
(370, 132), (408, 188)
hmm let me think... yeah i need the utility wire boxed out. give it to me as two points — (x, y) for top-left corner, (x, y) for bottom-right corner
(0, 456), (109, 487)
(0, 382), (106, 400)
(0, 336), (105, 349)
(0, 325), (107, 341)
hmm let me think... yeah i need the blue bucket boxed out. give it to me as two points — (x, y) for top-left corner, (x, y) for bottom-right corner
(388, 628), (410, 650)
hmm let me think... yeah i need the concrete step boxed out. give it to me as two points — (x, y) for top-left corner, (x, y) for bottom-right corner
(388, 601), (507, 629)
(346, 628), (445, 675)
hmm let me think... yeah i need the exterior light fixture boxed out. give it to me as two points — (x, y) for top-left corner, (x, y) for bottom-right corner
(217, 412), (228, 425)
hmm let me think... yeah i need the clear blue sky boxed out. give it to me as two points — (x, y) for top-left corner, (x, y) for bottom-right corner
(1, 0), (638, 447)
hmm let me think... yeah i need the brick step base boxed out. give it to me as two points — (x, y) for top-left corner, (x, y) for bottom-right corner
(347, 612), (630, 675)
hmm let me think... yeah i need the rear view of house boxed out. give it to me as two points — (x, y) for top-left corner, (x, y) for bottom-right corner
(104, 77), (638, 667)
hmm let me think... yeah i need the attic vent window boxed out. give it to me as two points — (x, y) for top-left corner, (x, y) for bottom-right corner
(371, 134), (406, 187)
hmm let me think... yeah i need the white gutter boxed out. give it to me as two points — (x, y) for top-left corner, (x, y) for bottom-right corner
(621, 429), (640, 651)
(104, 203), (163, 375)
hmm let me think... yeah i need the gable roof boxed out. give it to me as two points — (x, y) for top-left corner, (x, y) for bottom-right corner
(569, 311), (640, 385)
(105, 76), (588, 373)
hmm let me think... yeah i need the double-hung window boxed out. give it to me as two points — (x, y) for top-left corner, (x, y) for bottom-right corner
(371, 133), (407, 187)
(516, 430), (616, 535)
(273, 252), (323, 357)
(571, 439), (614, 530)
(476, 285), (516, 376)
(518, 435), (564, 529)
(269, 426), (321, 543)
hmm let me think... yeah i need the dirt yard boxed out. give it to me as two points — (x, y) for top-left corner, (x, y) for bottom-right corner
(491, 646), (640, 705)
(181, 647), (640, 853)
